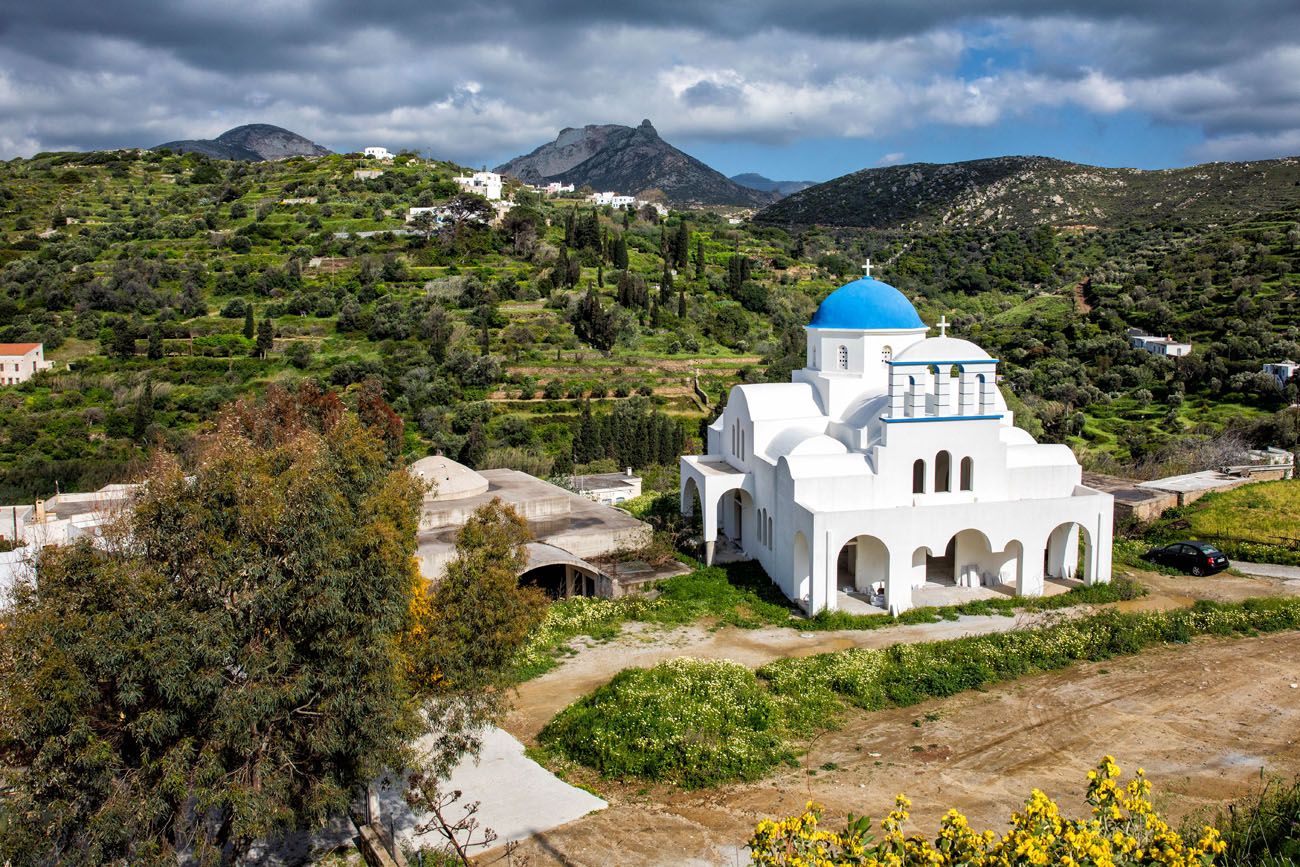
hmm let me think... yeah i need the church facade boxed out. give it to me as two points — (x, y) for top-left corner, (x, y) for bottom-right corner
(679, 274), (1113, 616)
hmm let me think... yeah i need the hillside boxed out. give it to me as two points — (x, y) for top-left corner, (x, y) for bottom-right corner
(730, 173), (818, 197)
(154, 124), (332, 161)
(497, 120), (773, 207)
(756, 155), (1300, 230)
(0, 146), (1296, 502)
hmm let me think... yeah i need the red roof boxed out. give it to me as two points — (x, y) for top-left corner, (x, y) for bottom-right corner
(0, 343), (41, 355)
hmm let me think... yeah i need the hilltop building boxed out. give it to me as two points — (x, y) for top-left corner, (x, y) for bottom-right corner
(571, 469), (643, 506)
(679, 273), (1113, 616)
(1264, 360), (1298, 388)
(453, 171), (503, 200)
(0, 343), (52, 385)
(1127, 328), (1192, 357)
(363, 146), (393, 160)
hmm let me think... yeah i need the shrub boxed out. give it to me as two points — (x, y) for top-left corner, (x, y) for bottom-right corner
(539, 658), (794, 787)
(749, 757), (1227, 866)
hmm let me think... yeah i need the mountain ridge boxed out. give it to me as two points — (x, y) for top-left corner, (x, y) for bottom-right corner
(153, 124), (332, 162)
(756, 154), (1300, 230)
(497, 120), (774, 207)
(730, 173), (818, 197)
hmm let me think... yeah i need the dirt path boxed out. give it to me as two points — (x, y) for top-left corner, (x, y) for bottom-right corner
(494, 570), (1300, 865)
(506, 630), (1300, 866)
(503, 570), (1293, 744)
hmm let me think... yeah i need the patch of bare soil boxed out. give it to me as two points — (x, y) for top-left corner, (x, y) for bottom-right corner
(494, 570), (1300, 865)
(504, 631), (1300, 866)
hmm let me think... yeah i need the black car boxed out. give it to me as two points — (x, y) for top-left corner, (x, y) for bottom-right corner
(1142, 541), (1229, 576)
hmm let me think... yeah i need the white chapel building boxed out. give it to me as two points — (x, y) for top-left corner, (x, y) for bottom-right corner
(679, 273), (1113, 616)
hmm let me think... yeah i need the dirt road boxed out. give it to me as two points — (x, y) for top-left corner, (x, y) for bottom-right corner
(496, 570), (1300, 865)
(507, 630), (1300, 866)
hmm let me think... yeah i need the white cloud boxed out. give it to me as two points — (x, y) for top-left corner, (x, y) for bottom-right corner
(877, 151), (905, 165)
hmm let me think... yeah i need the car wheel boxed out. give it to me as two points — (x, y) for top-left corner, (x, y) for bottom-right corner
(1191, 566), (1204, 576)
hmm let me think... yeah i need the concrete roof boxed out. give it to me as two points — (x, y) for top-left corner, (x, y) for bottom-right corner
(409, 455), (490, 500)
(1138, 471), (1243, 494)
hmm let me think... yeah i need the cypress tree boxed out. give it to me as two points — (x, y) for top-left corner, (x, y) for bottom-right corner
(672, 220), (689, 269)
(255, 318), (274, 358)
(147, 327), (164, 360)
(243, 306), (255, 339)
(132, 379), (154, 442)
(677, 289), (687, 319)
(694, 236), (705, 279)
(660, 263), (673, 303)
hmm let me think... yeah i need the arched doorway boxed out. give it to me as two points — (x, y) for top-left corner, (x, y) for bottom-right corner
(1046, 521), (1093, 582)
(717, 487), (754, 552)
(518, 563), (602, 600)
(922, 537), (957, 583)
(836, 534), (889, 608)
(793, 531), (811, 606)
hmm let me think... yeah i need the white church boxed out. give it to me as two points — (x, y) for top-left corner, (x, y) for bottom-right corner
(679, 270), (1113, 616)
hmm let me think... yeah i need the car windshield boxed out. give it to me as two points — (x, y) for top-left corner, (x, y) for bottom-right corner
(1200, 545), (1221, 555)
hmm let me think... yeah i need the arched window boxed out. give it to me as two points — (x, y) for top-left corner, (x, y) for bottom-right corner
(881, 345), (892, 363)
(740, 430), (746, 461)
(960, 456), (973, 491)
(935, 450), (951, 493)
(949, 364), (961, 378)
(767, 515), (773, 548)
(837, 345), (849, 370)
(912, 459), (926, 494)
(976, 373), (989, 411)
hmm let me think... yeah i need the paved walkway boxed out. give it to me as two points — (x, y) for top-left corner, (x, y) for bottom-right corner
(1232, 560), (1300, 581)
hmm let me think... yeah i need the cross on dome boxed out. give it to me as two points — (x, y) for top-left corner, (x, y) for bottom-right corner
(862, 259), (873, 278)
(936, 314), (949, 337)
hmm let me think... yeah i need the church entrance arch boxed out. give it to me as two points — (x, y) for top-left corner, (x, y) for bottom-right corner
(793, 531), (811, 607)
(1046, 521), (1093, 582)
(716, 487), (754, 549)
(835, 534), (889, 606)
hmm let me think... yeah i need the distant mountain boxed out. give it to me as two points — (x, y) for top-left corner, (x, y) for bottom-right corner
(730, 173), (818, 197)
(153, 124), (332, 162)
(755, 155), (1300, 230)
(497, 120), (774, 207)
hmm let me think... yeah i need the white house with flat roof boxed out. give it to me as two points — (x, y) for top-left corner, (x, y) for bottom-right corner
(680, 271), (1113, 616)
(363, 146), (393, 160)
(0, 343), (52, 385)
(453, 171), (503, 200)
(1127, 329), (1192, 357)
(1264, 360), (1298, 388)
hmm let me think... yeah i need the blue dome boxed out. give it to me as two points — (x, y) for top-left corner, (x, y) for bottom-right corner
(809, 277), (924, 330)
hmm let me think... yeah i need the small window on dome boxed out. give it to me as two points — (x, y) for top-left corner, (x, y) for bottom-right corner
(837, 345), (849, 370)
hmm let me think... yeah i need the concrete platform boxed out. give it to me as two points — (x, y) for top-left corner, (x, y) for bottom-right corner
(382, 727), (607, 856)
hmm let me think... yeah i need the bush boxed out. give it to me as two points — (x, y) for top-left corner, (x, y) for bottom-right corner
(750, 757), (1227, 866)
(1214, 775), (1300, 864)
(539, 658), (794, 787)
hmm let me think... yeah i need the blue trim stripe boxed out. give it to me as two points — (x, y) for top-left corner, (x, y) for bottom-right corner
(883, 414), (1003, 424)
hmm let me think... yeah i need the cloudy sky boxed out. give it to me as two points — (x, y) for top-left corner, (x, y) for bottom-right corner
(1, 1), (1298, 180)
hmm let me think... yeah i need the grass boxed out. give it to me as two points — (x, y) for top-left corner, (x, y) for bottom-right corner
(1146, 480), (1300, 566)
(511, 563), (1148, 681)
(538, 596), (1300, 787)
(1212, 775), (1300, 865)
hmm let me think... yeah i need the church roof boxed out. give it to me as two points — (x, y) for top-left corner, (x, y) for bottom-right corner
(733, 382), (824, 421)
(808, 277), (924, 331)
(891, 336), (992, 363)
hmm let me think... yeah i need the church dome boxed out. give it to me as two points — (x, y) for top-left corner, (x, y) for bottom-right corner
(809, 277), (925, 331)
(409, 455), (490, 500)
(892, 336), (992, 363)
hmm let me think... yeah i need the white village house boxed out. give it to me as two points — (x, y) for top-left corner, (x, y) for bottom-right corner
(1263, 360), (1298, 388)
(363, 146), (393, 160)
(680, 270), (1114, 616)
(453, 171), (503, 200)
(0, 343), (52, 386)
(1127, 328), (1192, 357)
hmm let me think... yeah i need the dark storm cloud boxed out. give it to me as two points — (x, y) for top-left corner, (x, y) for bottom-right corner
(0, 0), (1297, 162)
